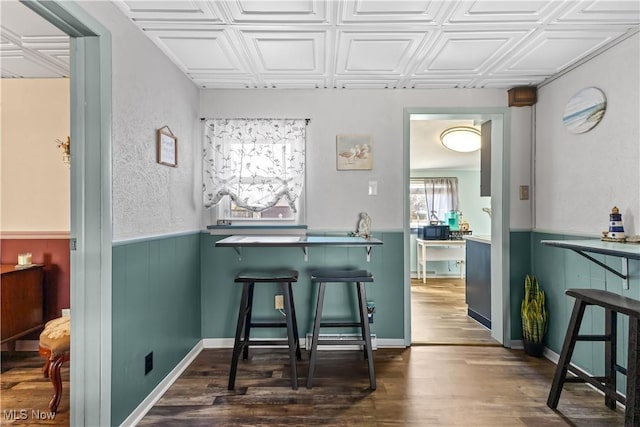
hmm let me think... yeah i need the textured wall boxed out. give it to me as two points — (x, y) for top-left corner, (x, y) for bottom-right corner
(535, 34), (640, 236)
(78, 1), (202, 241)
(200, 89), (523, 232)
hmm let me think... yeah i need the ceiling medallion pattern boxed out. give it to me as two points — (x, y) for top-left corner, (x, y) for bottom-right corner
(1, 1), (639, 89)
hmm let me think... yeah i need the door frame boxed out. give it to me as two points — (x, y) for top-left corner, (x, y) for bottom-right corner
(403, 108), (511, 346)
(21, 1), (112, 425)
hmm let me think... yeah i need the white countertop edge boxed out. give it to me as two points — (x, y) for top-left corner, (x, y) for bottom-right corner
(463, 235), (491, 244)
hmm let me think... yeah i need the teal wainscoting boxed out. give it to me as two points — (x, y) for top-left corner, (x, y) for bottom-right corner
(509, 231), (532, 340)
(201, 231), (405, 341)
(112, 233), (202, 426)
(531, 231), (640, 395)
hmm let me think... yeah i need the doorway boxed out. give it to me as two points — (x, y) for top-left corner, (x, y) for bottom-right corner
(20, 1), (113, 425)
(403, 108), (511, 348)
(408, 118), (494, 345)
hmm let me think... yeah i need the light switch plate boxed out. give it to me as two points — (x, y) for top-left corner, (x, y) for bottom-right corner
(368, 180), (378, 196)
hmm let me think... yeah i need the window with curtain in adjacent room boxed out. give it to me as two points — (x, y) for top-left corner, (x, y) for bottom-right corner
(202, 118), (306, 221)
(409, 177), (459, 226)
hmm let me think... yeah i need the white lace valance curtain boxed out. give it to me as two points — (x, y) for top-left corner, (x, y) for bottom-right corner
(203, 118), (306, 212)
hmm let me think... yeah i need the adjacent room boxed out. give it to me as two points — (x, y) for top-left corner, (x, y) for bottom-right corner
(1, 1), (638, 426)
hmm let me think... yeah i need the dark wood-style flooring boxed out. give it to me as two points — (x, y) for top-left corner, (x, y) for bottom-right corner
(0, 351), (69, 426)
(0, 278), (625, 426)
(138, 346), (624, 426)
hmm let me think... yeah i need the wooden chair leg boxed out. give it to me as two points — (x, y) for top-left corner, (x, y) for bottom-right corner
(604, 308), (617, 410)
(547, 298), (587, 409)
(42, 358), (51, 378)
(48, 356), (65, 412)
(626, 316), (640, 426)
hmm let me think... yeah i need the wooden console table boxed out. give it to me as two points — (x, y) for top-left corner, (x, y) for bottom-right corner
(1, 264), (45, 347)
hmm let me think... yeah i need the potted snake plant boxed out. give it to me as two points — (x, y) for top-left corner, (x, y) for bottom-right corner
(521, 274), (548, 357)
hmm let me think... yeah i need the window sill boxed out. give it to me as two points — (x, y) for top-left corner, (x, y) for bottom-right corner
(206, 224), (308, 236)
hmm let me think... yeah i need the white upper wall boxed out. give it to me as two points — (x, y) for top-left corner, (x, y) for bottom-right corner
(200, 89), (530, 231)
(535, 33), (640, 236)
(78, 1), (201, 241)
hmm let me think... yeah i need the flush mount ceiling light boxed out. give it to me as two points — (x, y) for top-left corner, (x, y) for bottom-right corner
(440, 126), (481, 153)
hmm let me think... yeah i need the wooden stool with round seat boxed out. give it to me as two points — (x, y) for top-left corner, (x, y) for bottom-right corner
(39, 316), (70, 413)
(228, 270), (301, 390)
(307, 269), (376, 390)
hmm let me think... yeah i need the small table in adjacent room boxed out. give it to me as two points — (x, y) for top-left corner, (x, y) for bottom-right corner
(416, 238), (466, 284)
(1, 264), (45, 349)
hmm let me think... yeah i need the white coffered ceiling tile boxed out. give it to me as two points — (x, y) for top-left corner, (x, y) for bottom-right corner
(113, 1), (224, 27)
(0, 55), (67, 78)
(445, 0), (565, 24)
(555, 0), (640, 24)
(498, 29), (627, 74)
(144, 30), (249, 74)
(240, 31), (325, 74)
(336, 32), (426, 75)
(0, 1), (70, 78)
(339, 0), (447, 24)
(415, 30), (530, 76)
(221, 0), (331, 24)
(4, 0), (640, 87)
(0, 0), (68, 36)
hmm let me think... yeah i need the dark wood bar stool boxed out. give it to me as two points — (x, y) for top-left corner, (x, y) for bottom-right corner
(547, 289), (640, 425)
(307, 269), (375, 390)
(228, 270), (301, 390)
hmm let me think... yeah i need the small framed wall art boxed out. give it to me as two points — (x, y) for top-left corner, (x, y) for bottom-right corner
(157, 126), (178, 167)
(336, 134), (373, 170)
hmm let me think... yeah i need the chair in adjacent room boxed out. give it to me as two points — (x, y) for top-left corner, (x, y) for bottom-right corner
(228, 270), (301, 390)
(39, 316), (71, 412)
(306, 269), (376, 390)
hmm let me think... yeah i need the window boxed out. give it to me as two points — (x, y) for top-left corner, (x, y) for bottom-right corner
(410, 177), (459, 226)
(203, 119), (306, 222)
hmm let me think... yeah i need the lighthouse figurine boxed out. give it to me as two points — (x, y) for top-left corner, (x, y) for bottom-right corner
(604, 206), (626, 242)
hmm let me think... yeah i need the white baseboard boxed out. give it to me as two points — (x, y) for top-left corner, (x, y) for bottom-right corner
(202, 338), (234, 348)
(119, 341), (203, 427)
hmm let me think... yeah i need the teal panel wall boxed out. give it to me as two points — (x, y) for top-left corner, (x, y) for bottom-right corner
(509, 231), (532, 340)
(531, 231), (640, 395)
(112, 233), (201, 426)
(201, 231), (405, 340)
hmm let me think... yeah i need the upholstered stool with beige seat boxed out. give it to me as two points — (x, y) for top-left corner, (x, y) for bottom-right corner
(39, 316), (70, 413)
